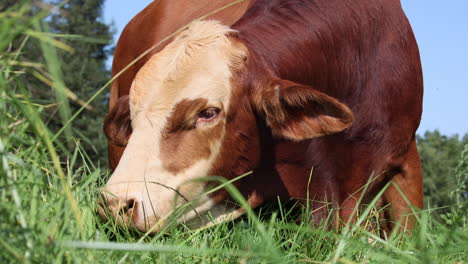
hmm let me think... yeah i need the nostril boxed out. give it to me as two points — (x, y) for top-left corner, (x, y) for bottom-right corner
(120, 199), (136, 215)
(98, 191), (143, 226)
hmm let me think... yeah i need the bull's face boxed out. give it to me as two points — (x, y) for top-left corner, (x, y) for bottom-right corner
(100, 21), (353, 233)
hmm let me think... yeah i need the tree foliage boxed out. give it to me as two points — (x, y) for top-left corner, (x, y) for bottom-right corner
(48, 0), (113, 163)
(417, 130), (468, 220)
(2, 0), (113, 165)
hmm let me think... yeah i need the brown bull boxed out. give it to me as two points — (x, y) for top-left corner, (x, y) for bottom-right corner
(101, 0), (423, 233)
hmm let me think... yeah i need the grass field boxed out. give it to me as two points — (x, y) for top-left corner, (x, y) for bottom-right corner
(1, 4), (467, 264)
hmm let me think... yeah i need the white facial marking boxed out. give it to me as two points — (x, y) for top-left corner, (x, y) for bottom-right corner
(102, 20), (248, 232)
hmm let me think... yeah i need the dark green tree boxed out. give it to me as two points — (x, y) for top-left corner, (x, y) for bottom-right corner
(2, 0), (114, 165)
(0, 0), (19, 10)
(47, 0), (114, 165)
(417, 130), (468, 217)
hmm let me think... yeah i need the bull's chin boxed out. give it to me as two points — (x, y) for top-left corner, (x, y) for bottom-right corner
(178, 199), (247, 229)
(132, 215), (161, 234)
(129, 198), (248, 234)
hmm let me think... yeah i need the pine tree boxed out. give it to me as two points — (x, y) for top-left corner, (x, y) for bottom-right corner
(48, 0), (114, 164)
(3, 0), (114, 165)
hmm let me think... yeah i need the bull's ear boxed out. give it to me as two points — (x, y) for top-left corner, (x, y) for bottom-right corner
(254, 79), (354, 141)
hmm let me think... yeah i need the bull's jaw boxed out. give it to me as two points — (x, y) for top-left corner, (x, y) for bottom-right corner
(177, 197), (251, 230)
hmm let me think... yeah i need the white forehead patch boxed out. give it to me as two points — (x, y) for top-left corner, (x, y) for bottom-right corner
(128, 20), (247, 128)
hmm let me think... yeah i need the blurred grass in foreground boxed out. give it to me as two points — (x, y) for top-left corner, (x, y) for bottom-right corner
(0, 2), (467, 264)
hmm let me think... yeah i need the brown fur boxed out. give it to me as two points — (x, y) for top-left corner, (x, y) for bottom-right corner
(160, 99), (225, 174)
(104, 96), (131, 170)
(225, 0), (423, 230)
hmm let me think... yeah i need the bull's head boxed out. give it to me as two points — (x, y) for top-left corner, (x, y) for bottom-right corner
(99, 21), (353, 232)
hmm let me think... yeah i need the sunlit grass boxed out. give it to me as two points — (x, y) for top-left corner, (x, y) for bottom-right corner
(1, 2), (467, 263)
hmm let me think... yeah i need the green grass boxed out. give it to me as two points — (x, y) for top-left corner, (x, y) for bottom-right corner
(1, 3), (467, 264)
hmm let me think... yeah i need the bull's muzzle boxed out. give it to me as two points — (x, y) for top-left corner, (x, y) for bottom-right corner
(98, 190), (149, 229)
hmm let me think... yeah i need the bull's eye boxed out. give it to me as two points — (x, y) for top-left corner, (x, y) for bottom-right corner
(196, 107), (220, 126)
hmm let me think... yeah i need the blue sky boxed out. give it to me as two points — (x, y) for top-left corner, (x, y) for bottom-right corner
(103, 1), (468, 136)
